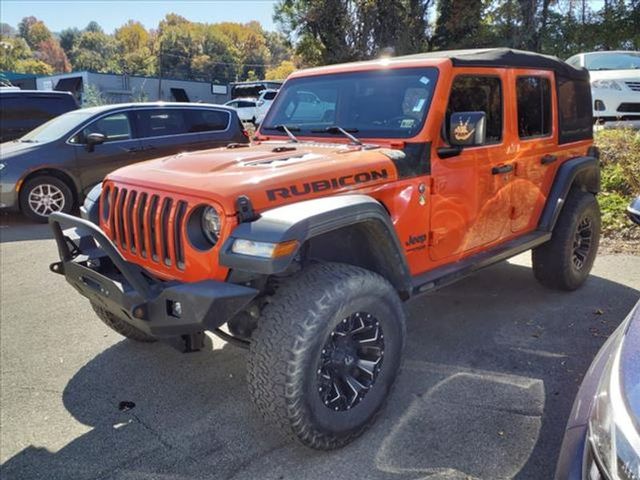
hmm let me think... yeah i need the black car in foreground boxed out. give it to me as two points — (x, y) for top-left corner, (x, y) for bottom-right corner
(0, 89), (78, 142)
(555, 198), (640, 480)
(0, 102), (249, 221)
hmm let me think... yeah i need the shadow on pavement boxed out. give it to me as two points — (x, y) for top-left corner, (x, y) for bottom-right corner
(0, 212), (52, 243)
(1, 261), (639, 480)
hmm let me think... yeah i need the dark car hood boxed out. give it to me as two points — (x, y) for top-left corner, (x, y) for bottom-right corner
(621, 301), (640, 422)
(0, 141), (41, 159)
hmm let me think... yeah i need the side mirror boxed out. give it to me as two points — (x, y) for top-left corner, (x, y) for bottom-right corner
(257, 100), (265, 107)
(85, 132), (106, 152)
(628, 196), (640, 226)
(449, 111), (486, 147)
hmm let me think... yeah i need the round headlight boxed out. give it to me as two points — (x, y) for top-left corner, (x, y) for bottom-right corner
(201, 206), (221, 245)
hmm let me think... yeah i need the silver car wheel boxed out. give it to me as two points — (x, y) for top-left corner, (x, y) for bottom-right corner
(28, 183), (66, 216)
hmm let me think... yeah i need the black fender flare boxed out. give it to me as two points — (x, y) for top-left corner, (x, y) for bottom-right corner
(538, 156), (600, 232)
(219, 194), (412, 297)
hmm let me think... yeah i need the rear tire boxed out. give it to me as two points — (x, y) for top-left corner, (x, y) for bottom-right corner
(532, 190), (601, 290)
(20, 175), (74, 223)
(247, 262), (406, 449)
(91, 302), (157, 343)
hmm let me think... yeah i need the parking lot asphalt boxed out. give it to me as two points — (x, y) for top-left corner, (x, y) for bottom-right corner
(1, 212), (638, 480)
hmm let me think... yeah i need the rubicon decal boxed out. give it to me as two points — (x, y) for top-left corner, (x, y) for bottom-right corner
(266, 169), (389, 201)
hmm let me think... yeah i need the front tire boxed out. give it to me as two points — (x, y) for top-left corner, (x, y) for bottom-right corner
(532, 190), (601, 290)
(20, 175), (74, 223)
(247, 262), (406, 449)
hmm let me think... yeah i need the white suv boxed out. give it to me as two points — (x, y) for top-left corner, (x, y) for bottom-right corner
(255, 89), (278, 125)
(224, 98), (258, 124)
(566, 50), (640, 121)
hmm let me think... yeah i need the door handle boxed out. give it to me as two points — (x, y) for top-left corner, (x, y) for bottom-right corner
(541, 154), (558, 165)
(492, 164), (514, 175)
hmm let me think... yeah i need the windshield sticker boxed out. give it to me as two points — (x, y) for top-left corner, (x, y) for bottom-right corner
(400, 118), (415, 129)
(419, 76), (430, 85)
(412, 98), (426, 112)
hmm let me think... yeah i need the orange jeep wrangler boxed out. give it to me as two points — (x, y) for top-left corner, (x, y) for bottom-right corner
(50, 48), (600, 449)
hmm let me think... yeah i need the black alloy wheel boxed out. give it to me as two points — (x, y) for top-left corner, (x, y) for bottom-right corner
(317, 312), (385, 411)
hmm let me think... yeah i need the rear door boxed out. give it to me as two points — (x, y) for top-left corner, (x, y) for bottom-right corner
(510, 70), (557, 233)
(133, 107), (233, 159)
(429, 70), (515, 261)
(71, 110), (141, 187)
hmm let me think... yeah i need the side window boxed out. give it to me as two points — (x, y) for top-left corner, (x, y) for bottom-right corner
(516, 76), (551, 138)
(557, 76), (593, 144)
(447, 76), (503, 144)
(80, 112), (132, 143)
(263, 91), (277, 101)
(136, 109), (188, 138)
(41, 97), (74, 116)
(186, 109), (230, 132)
(237, 101), (255, 108)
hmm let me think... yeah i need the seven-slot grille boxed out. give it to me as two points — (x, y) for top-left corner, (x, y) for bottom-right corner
(625, 81), (640, 92)
(103, 186), (188, 270)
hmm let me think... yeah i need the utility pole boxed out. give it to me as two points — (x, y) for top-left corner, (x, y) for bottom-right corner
(157, 42), (162, 101)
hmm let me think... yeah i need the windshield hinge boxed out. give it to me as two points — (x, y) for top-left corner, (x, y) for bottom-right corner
(236, 195), (258, 223)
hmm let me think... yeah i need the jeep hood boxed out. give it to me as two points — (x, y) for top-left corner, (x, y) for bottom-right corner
(107, 142), (399, 214)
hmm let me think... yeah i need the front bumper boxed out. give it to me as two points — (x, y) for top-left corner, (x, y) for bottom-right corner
(49, 212), (258, 345)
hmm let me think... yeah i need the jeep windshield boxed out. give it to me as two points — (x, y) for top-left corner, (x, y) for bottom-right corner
(262, 67), (438, 139)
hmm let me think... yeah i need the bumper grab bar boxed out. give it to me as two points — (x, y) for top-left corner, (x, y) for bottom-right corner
(49, 212), (153, 299)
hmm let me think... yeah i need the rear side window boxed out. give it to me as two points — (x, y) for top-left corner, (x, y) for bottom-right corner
(187, 109), (230, 132)
(136, 109), (188, 138)
(80, 112), (132, 143)
(516, 76), (552, 138)
(237, 101), (256, 108)
(447, 76), (503, 143)
(556, 76), (593, 144)
(1, 95), (74, 121)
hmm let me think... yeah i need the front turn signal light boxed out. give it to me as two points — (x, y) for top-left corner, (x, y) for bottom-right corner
(231, 239), (299, 258)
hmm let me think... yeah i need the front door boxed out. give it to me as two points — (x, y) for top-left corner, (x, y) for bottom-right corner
(72, 111), (141, 188)
(429, 70), (514, 261)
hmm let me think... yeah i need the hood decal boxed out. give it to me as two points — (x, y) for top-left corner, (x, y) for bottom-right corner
(266, 168), (389, 201)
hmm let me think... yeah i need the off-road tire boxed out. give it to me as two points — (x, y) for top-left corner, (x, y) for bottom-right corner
(532, 190), (601, 291)
(91, 302), (157, 343)
(247, 262), (406, 450)
(20, 175), (74, 223)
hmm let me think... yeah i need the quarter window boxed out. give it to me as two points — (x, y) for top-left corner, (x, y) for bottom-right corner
(516, 76), (551, 138)
(80, 112), (132, 143)
(447, 76), (503, 144)
(187, 109), (229, 132)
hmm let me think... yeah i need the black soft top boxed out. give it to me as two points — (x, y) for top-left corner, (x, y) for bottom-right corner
(399, 48), (590, 81)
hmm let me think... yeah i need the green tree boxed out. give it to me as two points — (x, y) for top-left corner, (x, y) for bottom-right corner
(265, 59), (296, 80)
(17, 16), (52, 49)
(59, 27), (81, 55)
(432, 0), (485, 50)
(71, 26), (117, 72)
(114, 21), (155, 75)
(274, 0), (436, 65)
(0, 36), (32, 71)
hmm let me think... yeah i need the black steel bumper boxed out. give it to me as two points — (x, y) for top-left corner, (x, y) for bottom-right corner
(48, 213), (258, 346)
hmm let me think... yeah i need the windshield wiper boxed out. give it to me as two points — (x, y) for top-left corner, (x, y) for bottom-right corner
(311, 126), (362, 145)
(264, 124), (300, 143)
